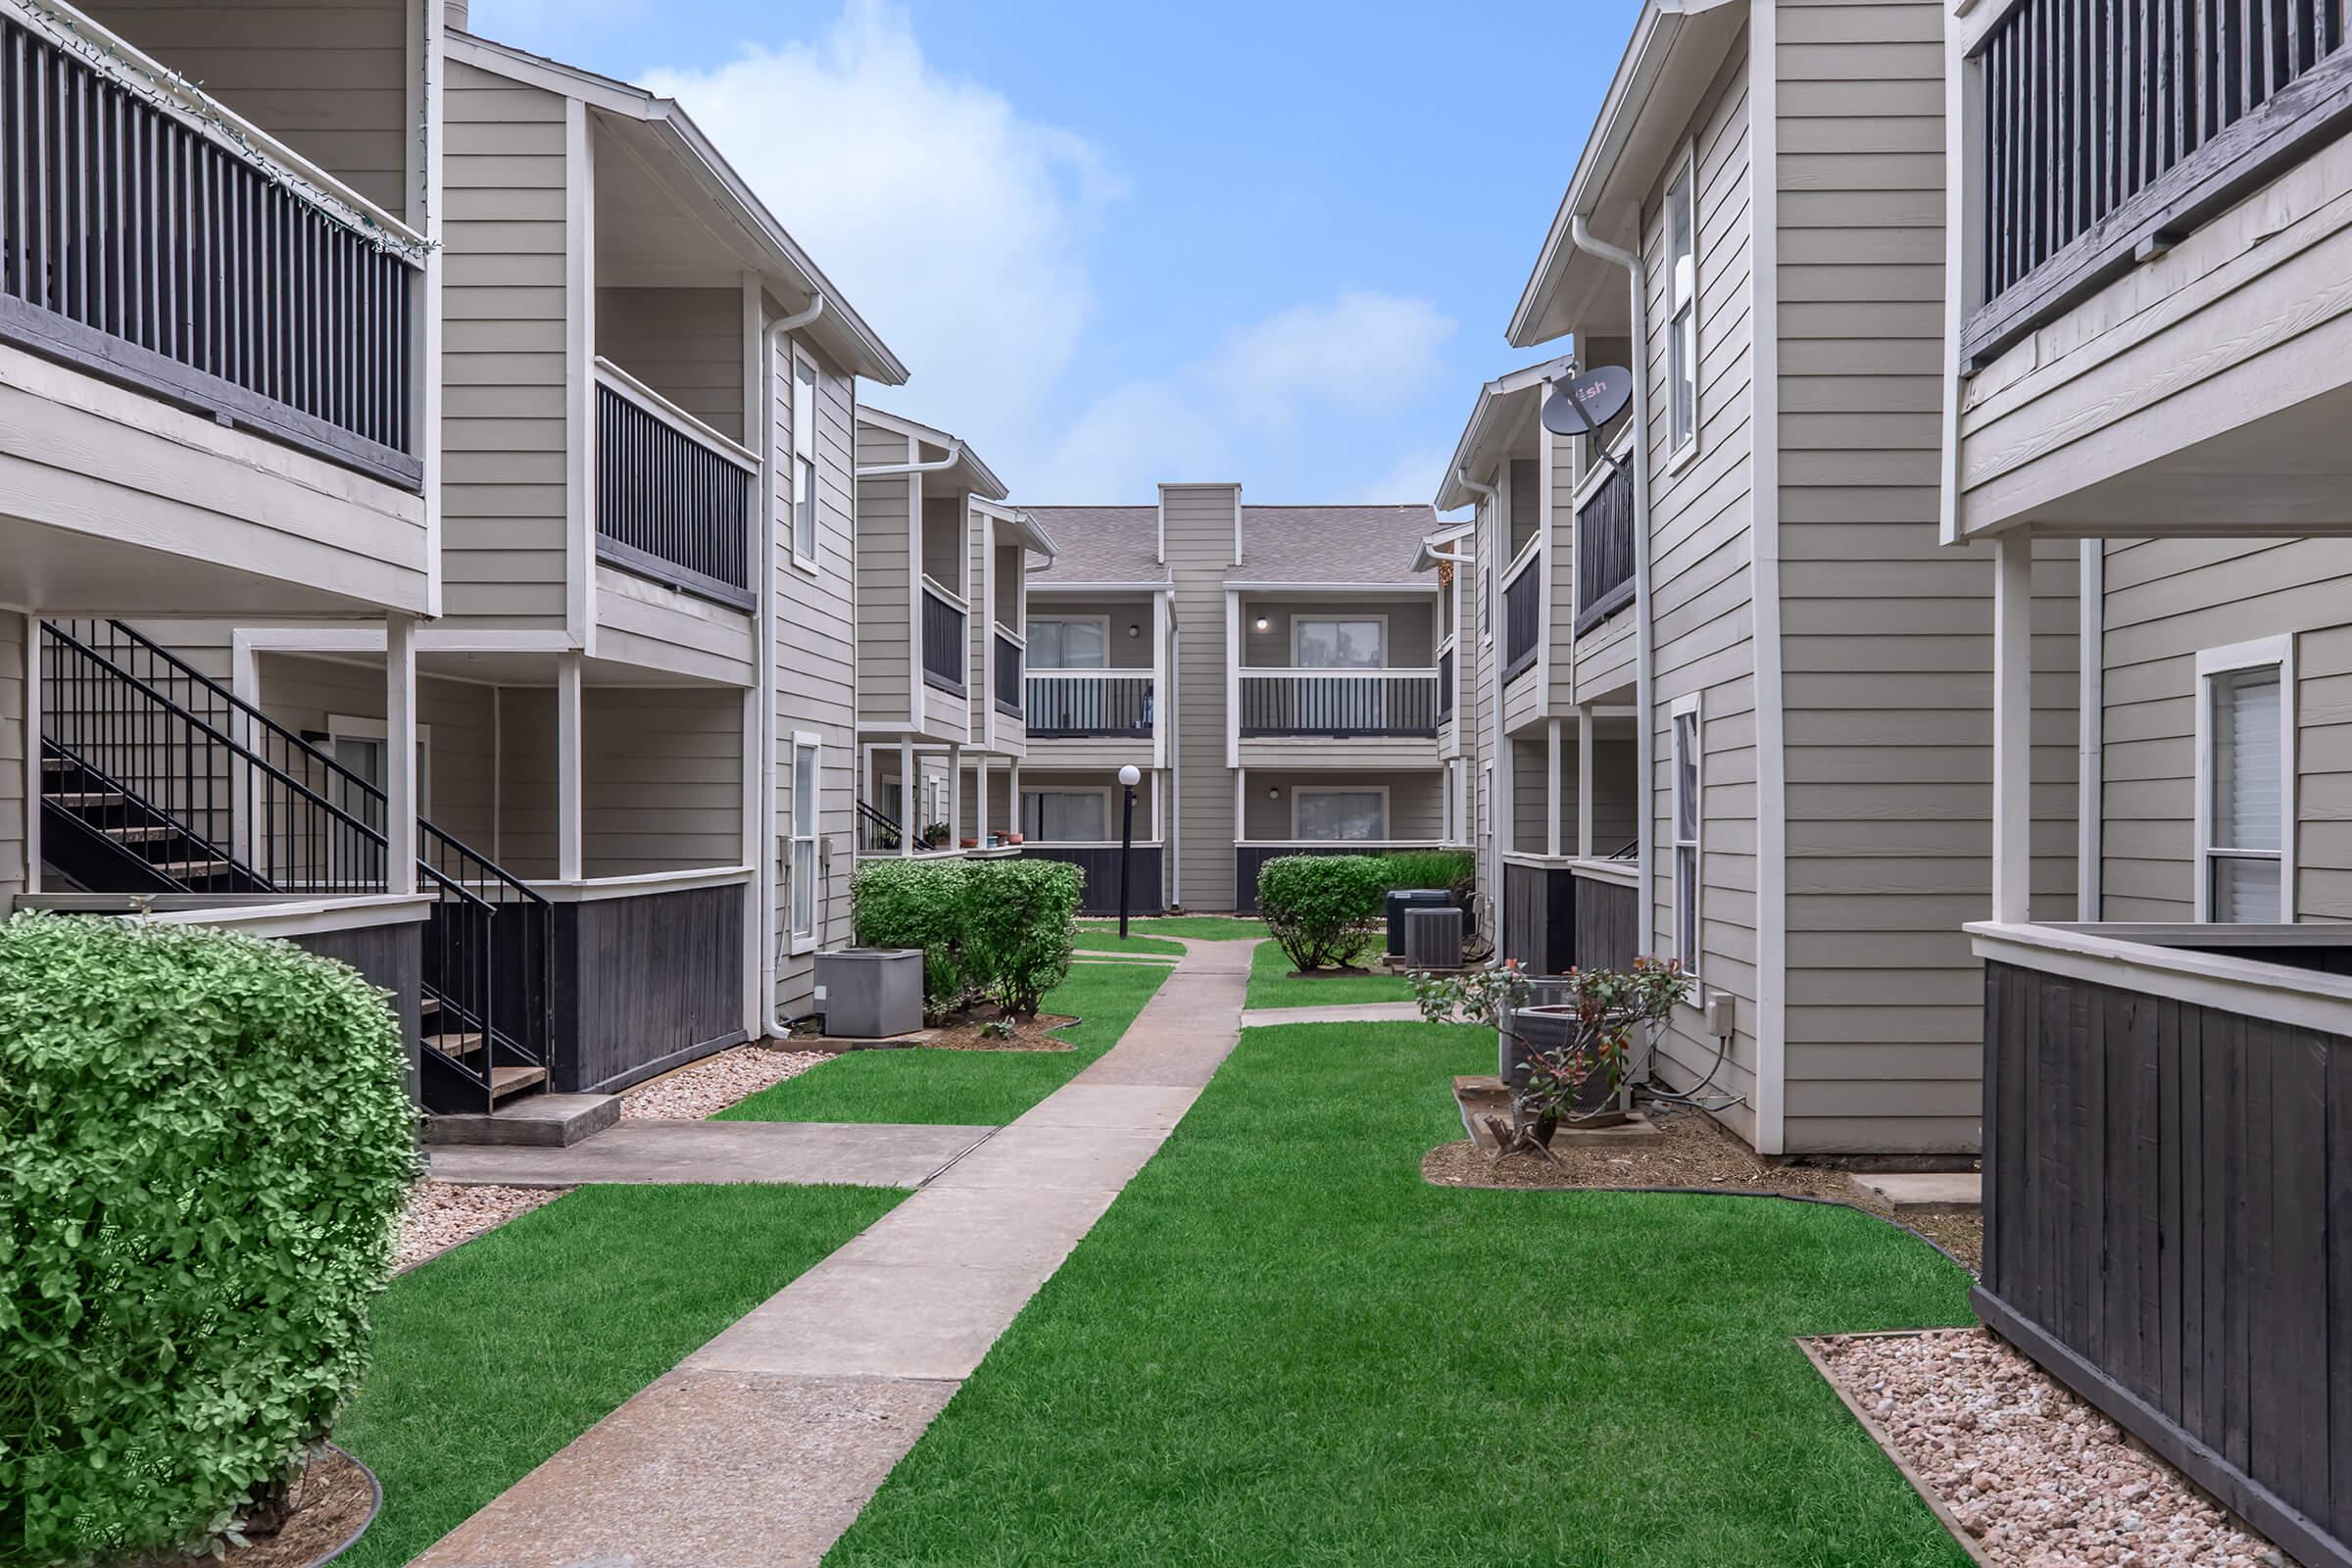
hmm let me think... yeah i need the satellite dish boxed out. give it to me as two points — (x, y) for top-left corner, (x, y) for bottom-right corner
(1542, 364), (1633, 437)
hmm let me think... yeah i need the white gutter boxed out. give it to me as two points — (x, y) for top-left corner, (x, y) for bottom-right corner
(1457, 467), (1504, 955)
(857, 444), (963, 479)
(759, 294), (824, 1037)
(1570, 213), (1656, 989)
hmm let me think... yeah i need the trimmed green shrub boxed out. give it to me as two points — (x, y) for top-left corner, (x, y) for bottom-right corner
(1257, 855), (1388, 974)
(961, 859), (1083, 1018)
(852, 857), (972, 1003)
(0, 912), (416, 1565)
(1375, 849), (1476, 904)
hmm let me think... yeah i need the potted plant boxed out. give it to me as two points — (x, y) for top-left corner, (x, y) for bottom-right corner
(1411, 958), (1690, 1159)
(918, 820), (951, 850)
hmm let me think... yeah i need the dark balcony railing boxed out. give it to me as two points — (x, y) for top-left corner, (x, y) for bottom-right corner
(1969, 0), (2352, 360)
(1438, 646), (1455, 721)
(1237, 670), (1440, 739)
(1502, 554), (1542, 681)
(921, 580), (966, 695)
(595, 366), (756, 609)
(1028, 672), (1152, 738)
(0, 14), (422, 486)
(1575, 460), (1637, 634)
(994, 628), (1023, 717)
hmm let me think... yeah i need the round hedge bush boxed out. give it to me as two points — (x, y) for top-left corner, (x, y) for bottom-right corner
(0, 912), (416, 1564)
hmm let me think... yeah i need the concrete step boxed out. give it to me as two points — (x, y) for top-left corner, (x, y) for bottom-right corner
(427, 1091), (620, 1149)
(490, 1065), (549, 1102)
(1847, 1171), (1981, 1213)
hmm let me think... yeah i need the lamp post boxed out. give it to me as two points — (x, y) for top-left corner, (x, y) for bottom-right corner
(1116, 763), (1142, 939)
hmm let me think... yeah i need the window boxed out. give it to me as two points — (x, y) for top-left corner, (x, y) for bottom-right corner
(1295, 788), (1387, 842)
(1480, 563), (1493, 643)
(791, 354), (820, 569)
(1293, 618), (1385, 669)
(1478, 763), (1493, 844)
(1670, 696), (1701, 976)
(1022, 789), (1109, 843)
(1030, 616), (1109, 670)
(790, 737), (820, 950)
(1665, 150), (1698, 456)
(2197, 638), (2295, 923)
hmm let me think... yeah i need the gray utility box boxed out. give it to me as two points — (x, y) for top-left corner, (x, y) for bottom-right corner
(1386, 889), (1454, 956)
(1402, 905), (1464, 970)
(814, 949), (925, 1039)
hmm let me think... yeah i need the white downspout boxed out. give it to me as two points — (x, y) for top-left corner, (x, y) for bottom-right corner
(760, 293), (823, 1037)
(857, 444), (963, 479)
(2078, 540), (2104, 922)
(1457, 467), (1501, 953)
(1570, 213), (1655, 970)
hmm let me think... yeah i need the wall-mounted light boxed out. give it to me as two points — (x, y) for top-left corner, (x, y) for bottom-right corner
(1253, 616), (1271, 632)
(1127, 623), (1141, 638)
(1266, 787), (1280, 801)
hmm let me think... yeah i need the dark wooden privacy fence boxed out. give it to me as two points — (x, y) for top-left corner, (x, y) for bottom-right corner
(1970, 0), (2352, 357)
(1503, 556), (1542, 680)
(1979, 946), (2352, 1568)
(1575, 461), (1636, 633)
(921, 582), (966, 695)
(595, 368), (756, 608)
(1235, 670), (1440, 738)
(1502, 859), (1573, 974)
(1016, 844), (1163, 915)
(1027, 673), (1152, 738)
(0, 16), (420, 484)
(994, 629), (1023, 716)
(549, 879), (747, 1094)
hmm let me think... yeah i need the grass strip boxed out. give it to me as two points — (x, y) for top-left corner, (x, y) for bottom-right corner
(338, 1183), (899, 1568)
(1070, 931), (1187, 958)
(1077, 916), (1268, 941)
(723, 960), (1172, 1126)
(826, 1021), (1976, 1567)
(1242, 935), (1415, 1008)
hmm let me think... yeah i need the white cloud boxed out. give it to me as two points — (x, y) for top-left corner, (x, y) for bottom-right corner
(1209, 290), (1454, 426)
(1344, 446), (1455, 509)
(641, 0), (1119, 445)
(1027, 381), (1230, 503)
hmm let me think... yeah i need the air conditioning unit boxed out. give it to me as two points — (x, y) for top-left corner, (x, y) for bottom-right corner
(1403, 906), (1464, 971)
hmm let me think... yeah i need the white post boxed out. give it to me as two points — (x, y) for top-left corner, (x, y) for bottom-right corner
(898, 737), (915, 857)
(975, 754), (991, 846)
(556, 651), (583, 882)
(383, 615), (417, 895)
(1577, 706), (1595, 859)
(1991, 533), (2034, 924)
(1009, 757), (1022, 838)
(948, 743), (962, 850)
(1545, 717), (1563, 858)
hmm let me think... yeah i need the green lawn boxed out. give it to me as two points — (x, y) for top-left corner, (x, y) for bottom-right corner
(1078, 915), (1268, 941)
(1242, 935), (1415, 1008)
(725, 960), (1171, 1126)
(1070, 931), (1186, 958)
(338, 1183), (898, 1568)
(826, 1021), (1977, 1567)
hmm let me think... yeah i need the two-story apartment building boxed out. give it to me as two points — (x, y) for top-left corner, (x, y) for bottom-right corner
(1016, 491), (1454, 914)
(1453, 0), (2091, 1158)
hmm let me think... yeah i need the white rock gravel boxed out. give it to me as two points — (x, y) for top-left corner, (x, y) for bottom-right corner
(618, 1045), (828, 1121)
(396, 1182), (565, 1272)
(1815, 1328), (2285, 1568)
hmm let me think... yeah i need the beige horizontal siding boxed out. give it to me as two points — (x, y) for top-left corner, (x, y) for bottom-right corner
(0, 612), (23, 899)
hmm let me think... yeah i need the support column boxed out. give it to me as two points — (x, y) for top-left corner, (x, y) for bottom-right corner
(1008, 758), (1021, 839)
(1545, 717), (1563, 858)
(1991, 534), (2034, 924)
(947, 743), (962, 850)
(898, 738), (914, 858)
(556, 652), (582, 882)
(384, 615), (417, 894)
(975, 754), (991, 847)
(1577, 706), (1595, 859)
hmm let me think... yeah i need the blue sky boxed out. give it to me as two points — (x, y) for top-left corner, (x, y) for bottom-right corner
(472, 0), (1641, 506)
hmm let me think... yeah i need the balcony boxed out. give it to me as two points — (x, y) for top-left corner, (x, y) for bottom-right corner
(1965, 0), (2352, 367)
(0, 8), (423, 488)
(1501, 546), (1542, 682)
(593, 360), (757, 611)
(1438, 643), (1456, 723)
(994, 625), (1024, 717)
(1574, 457), (1635, 634)
(1237, 670), (1440, 740)
(1028, 671), (1154, 739)
(921, 578), (967, 696)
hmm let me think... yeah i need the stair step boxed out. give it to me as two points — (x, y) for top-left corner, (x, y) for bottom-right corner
(489, 1065), (547, 1101)
(420, 995), (441, 1017)
(147, 858), (229, 877)
(426, 1031), (485, 1058)
(106, 825), (176, 844)
(48, 790), (125, 807)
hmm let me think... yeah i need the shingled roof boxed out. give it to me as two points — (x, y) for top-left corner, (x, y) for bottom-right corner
(1026, 503), (1438, 587)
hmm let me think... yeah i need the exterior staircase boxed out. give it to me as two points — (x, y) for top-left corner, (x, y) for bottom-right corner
(36, 618), (555, 1114)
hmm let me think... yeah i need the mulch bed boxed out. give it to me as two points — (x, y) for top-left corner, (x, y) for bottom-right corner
(915, 1008), (1081, 1053)
(1423, 1102), (1984, 1273)
(116, 1446), (375, 1568)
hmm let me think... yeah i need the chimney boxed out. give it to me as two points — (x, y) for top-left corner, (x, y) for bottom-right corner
(445, 0), (468, 31)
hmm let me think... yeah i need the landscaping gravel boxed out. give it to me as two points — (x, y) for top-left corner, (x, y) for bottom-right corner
(620, 1046), (827, 1120)
(1814, 1328), (2282, 1568)
(396, 1183), (564, 1272)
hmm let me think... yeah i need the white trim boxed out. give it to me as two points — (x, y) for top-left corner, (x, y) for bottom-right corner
(565, 96), (596, 653)
(1219, 580), (1441, 597)
(2078, 541), (2105, 920)
(530, 865), (757, 903)
(787, 732), (821, 955)
(1225, 590), (1242, 768)
(140, 893), (437, 939)
(22, 618), (38, 894)
(1967, 920), (2352, 1039)
(556, 652), (583, 882)
(788, 345), (822, 575)
(1289, 783), (1392, 843)
(1745, 1), (1787, 1157)
(1028, 579), (1175, 596)
(1990, 536), (2034, 923)
(593, 358), (761, 471)
(1662, 136), (1702, 468)
(2193, 633), (2296, 924)
(1668, 690), (1702, 983)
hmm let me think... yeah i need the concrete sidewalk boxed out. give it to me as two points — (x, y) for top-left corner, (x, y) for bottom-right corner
(414, 937), (1258, 1568)
(1238, 999), (1426, 1028)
